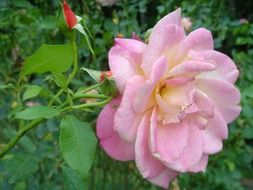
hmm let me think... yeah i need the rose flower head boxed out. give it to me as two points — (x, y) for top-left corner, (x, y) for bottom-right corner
(59, 1), (88, 39)
(96, 8), (241, 188)
(62, 0), (77, 29)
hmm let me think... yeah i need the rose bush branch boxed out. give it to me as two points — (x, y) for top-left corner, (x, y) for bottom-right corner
(0, 88), (111, 159)
(61, 96), (113, 112)
(48, 38), (77, 107)
(66, 36), (78, 85)
(0, 1), (114, 168)
(0, 118), (44, 158)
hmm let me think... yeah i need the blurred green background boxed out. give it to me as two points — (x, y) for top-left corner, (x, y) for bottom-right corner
(0, 0), (252, 189)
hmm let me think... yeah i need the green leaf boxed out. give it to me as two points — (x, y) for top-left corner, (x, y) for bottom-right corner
(62, 164), (88, 190)
(22, 44), (73, 75)
(52, 72), (68, 90)
(22, 85), (42, 101)
(5, 154), (39, 184)
(15, 106), (61, 120)
(59, 115), (97, 178)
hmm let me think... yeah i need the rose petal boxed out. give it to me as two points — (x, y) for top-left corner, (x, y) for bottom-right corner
(150, 56), (168, 83)
(155, 92), (171, 113)
(159, 81), (194, 109)
(147, 169), (178, 189)
(188, 154), (208, 172)
(96, 97), (135, 161)
(109, 39), (146, 93)
(152, 8), (182, 32)
(182, 27), (214, 50)
(133, 80), (156, 114)
(202, 108), (228, 154)
(168, 60), (216, 77)
(202, 130), (223, 155)
(190, 50), (239, 84)
(135, 112), (165, 178)
(133, 56), (168, 113)
(196, 78), (241, 123)
(115, 38), (146, 63)
(63, 0), (77, 29)
(175, 28), (214, 63)
(208, 109), (228, 139)
(142, 24), (185, 76)
(165, 76), (194, 86)
(114, 75), (145, 142)
(150, 108), (189, 163)
(167, 123), (203, 172)
(193, 89), (214, 118)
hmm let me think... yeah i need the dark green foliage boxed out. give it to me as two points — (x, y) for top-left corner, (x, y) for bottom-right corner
(0, 0), (252, 189)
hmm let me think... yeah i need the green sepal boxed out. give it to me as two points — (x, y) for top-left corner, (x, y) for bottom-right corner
(144, 28), (153, 43)
(100, 78), (118, 97)
(81, 67), (102, 82)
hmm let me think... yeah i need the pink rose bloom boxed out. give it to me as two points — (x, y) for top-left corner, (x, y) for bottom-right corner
(239, 18), (248, 24)
(96, 8), (241, 188)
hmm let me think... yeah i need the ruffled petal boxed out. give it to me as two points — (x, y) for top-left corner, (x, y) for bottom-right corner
(114, 38), (147, 64)
(147, 169), (178, 189)
(202, 108), (228, 154)
(142, 24), (185, 76)
(208, 108), (228, 139)
(193, 89), (214, 118)
(150, 56), (168, 83)
(152, 8), (182, 33)
(109, 39), (146, 93)
(96, 97), (135, 161)
(188, 154), (209, 172)
(134, 56), (168, 113)
(167, 123), (203, 172)
(190, 50), (239, 84)
(202, 130), (223, 154)
(196, 78), (241, 123)
(182, 28), (214, 50)
(150, 108), (189, 163)
(165, 76), (194, 86)
(175, 28), (214, 63)
(114, 75), (145, 142)
(133, 80), (156, 113)
(135, 112), (165, 178)
(168, 60), (215, 77)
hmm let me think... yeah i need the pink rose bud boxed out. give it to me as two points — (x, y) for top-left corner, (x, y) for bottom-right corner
(62, 0), (77, 29)
(100, 71), (113, 82)
(96, 8), (241, 189)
